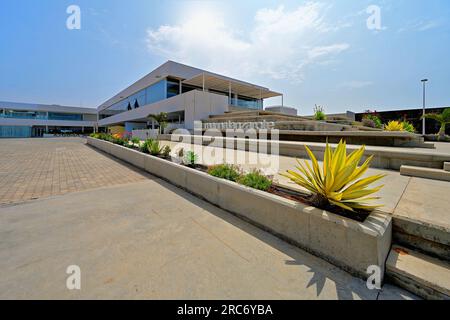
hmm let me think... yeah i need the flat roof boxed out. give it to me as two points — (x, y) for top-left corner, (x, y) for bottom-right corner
(0, 101), (97, 114)
(98, 61), (283, 111)
(183, 72), (282, 99)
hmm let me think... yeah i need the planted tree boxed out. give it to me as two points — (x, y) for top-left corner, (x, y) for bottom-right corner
(149, 112), (169, 135)
(422, 108), (450, 139)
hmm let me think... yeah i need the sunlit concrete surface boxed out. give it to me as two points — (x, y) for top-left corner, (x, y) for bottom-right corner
(0, 138), (417, 299)
(0, 180), (416, 300)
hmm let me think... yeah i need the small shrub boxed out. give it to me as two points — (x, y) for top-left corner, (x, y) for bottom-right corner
(208, 164), (241, 182)
(362, 118), (376, 128)
(313, 105), (326, 121)
(184, 151), (198, 167)
(131, 137), (140, 145)
(384, 121), (404, 131)
(238, 170), (272, 191)
(148, 140), (163, 156)
(362, 115), (382, 129)
(162, 145), (171, 158)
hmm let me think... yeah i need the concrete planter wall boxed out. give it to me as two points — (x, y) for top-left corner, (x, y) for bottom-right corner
(87, 137), (392, 281)
(161, 134), (450, 170)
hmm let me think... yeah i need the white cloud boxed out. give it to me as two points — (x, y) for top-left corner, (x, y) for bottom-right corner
(146, 3), (349, 82)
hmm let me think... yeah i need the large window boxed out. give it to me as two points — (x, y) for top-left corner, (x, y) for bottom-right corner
(167, 79), (180, 98)
(100, 78), (180, 120)
(1, 110), (47, 119)
(48, 113), (83, 121)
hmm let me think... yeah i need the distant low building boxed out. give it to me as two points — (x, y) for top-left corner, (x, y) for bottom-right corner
(265, 106), (298, 116)
(355, 107), (450, 135)
(0, 101), (98, 138)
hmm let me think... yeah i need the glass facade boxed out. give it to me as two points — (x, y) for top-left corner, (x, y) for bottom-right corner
(99, 76), (264, 120)
(48, 112), (83, 121)
(1, 110), (47, 120)
(100, 78), (174, 119)
(0, 126), (32, 138)
(0, 110), (88, 121)
(233, 96), (263, 110)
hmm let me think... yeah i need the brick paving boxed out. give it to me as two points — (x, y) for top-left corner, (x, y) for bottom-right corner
(0, 138), (148, 205)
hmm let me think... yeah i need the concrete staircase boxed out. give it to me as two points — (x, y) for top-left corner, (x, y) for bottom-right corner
(389, 162), (450, 299)
(386, 245), (450, 300)
(400, 162), (450, 182)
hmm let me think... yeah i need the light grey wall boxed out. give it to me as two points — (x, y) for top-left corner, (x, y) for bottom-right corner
(98, 90), (229, 130)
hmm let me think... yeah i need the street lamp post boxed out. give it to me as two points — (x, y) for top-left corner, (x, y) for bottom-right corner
(421, 79), (428, 135)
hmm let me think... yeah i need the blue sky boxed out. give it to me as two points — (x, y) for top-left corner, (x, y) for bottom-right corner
(0, 0), (449, 114)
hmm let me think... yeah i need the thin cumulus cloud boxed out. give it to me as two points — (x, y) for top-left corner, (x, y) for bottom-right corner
(146, 3), (350, 82)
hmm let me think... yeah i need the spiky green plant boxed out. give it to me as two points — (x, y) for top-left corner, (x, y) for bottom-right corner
(148, 140), (163, 156)
(281, 140), (385, 212)
(401, 121), (416, 133)
(184, 151), (198, 167)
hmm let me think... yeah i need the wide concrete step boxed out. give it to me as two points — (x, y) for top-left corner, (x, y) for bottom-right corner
(444, 162), (450, 172)
(386, 245), (450, 300)
(400, 165), (450, 182)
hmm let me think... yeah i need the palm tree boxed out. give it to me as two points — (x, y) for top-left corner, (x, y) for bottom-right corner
(422, 108), (450, 140)
(148, 112), (168, 135)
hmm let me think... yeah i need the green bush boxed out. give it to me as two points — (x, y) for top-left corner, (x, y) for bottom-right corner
(238, 170), (272, 191)
(362, 115), (382, 129)
(184, 151), (198, 167)
(313, 105), (326, 121)
(131, 137), (140, 145)
(208, 164), (241, 182)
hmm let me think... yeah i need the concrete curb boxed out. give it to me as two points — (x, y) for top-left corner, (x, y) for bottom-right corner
(87, 137), (392, 281)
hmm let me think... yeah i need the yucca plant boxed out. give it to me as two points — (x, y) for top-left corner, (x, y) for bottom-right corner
(281, 140), (385, 212)
(148, 140), (163, 156)
(384, 121), (404, 131)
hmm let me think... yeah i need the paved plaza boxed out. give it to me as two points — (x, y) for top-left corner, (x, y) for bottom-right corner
(0, 138), (417, 299)
(0, 138), (147, 205)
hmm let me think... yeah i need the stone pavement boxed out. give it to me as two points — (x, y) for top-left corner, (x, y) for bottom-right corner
(0, 138), (147, 205)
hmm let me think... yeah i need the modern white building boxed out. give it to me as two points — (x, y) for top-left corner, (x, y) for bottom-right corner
(0, 101), (98, 138)
(97, 61), (282, 132)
